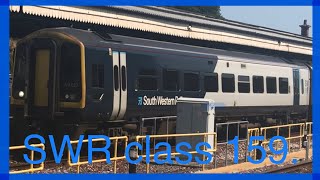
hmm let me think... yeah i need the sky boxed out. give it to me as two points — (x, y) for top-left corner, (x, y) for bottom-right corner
(220, 6), (313, 37)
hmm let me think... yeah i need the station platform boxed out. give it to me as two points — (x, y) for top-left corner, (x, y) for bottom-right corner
(198, 149), (312, 174)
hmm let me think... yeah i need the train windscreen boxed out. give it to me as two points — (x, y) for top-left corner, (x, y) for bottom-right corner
(11, 43), (27, 99)
(60, 42), (82, 102)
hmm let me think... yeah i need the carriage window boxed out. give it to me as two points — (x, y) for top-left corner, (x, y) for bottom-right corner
(92, 64), (104, 88)
(163, 69), (179, 91)
(238, 75), (250, 93)
(266, 77), (277, 94)
(114, 66), (119, 91)
(253, 76), (264, 93)
(137, 68), (158, 91)
(222, 73), (235, 93)
(204, 73), (218, 92)
(279, 77), (289, 94)
(139, 69), (157, 75)
(138, 78), (157, 90)
(121, 66), (127, 91)
(184, 72), (199, 91)
(301, 79), (304, 94)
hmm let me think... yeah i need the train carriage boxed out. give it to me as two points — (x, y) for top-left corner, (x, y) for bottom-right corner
(10, 27), (312, 144)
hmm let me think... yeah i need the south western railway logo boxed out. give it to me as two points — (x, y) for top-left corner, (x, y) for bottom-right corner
(138, 96), (180, 106)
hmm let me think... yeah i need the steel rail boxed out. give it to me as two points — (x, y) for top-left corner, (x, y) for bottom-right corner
(266, 160), (312, 173)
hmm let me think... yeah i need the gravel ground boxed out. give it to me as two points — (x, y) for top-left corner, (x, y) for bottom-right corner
(10, 138), (310, 174)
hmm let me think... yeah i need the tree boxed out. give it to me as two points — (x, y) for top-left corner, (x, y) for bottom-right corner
(171, 6), (224, 19)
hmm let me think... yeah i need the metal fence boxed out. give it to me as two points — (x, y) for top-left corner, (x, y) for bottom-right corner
(9, 144), (45, 174)
(67, 136), (128, 173)
(214, 121), (249, 168)
(139, 116), (177, 155)
(247, 122), (311, 160)
(9, 121), (313, 174)
(135, 132), (217, 173)
(247, 128), (260, 161)
(140, 116), (177, 136)
(260, 123), (305, 153)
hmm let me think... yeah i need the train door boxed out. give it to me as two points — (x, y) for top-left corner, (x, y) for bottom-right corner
(34, 49), (50, 107)
(293, 69), (300, 106)
(30, 39), (57, 110)
(110, 51), (127, 120)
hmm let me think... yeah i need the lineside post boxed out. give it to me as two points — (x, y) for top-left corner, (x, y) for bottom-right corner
(303, 128), (310, 160)
(128, 138), (138, 174)
(256, 141), (263, 160)
(302, 126), (308, 148)
(305, 139), (309, 160)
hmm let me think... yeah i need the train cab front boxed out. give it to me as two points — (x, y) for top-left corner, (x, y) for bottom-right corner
(10, 28), (86, 144)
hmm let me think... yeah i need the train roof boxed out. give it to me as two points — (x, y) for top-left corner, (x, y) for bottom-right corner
(31, 27), (310, 69)
(108, 33), (309, 69)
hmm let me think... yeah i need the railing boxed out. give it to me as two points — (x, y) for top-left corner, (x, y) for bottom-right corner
(135, 132), (217, 173)
(67, 136), (128, 173)
(247, 128), (260, 160)
(9, 121), (313, 174)
(260, 123), (305, 153)
(9, 144), (45, 174)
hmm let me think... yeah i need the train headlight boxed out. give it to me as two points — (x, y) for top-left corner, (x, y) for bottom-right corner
(18, 91), (24, 98)
(65, 94), (70, 99)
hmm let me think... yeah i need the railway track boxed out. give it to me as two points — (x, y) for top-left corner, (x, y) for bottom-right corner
(11, 158), (78, 170)
(265, 160), (312, 173)
(10, 155), (97, 172)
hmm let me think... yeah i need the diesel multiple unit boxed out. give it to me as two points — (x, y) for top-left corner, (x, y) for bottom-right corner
(10, 27), (312, 143)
